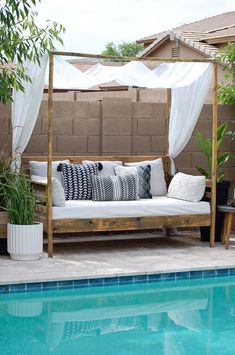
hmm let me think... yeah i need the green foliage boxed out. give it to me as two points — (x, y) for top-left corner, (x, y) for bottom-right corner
(196, 122), (235, 182)
(216, 43), (235, 105)
(101, 41), (144, 57)
(0, 170), (36, 225)
(0, 151), (12, 208)
(0, 0), (65, 104)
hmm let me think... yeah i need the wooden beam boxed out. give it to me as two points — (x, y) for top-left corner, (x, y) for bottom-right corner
(166, 88), (171, 152)
(53, 214), (211, 234)
(210, 63), (218, 247)
(47, 53), (54, 257)
(52, 50), (216, 63)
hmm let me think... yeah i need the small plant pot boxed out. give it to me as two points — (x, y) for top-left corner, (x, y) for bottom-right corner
(7, 223), (43, 261)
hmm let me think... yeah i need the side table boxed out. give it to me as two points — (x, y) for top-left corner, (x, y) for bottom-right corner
(218, 205), (235, 249)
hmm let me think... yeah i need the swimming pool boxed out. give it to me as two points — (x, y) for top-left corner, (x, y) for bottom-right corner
(1, 272), (235, 354)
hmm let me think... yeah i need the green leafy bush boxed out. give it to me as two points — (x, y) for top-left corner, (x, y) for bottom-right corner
(196, 122), (235, 182)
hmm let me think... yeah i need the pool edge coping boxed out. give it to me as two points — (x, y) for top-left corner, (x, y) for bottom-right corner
(1, 266), (235, 294)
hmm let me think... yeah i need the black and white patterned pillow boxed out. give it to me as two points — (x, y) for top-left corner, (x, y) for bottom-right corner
(137, 165), (152, 199)
(57, 162), (102, 200)
(91, 174), (139, 201)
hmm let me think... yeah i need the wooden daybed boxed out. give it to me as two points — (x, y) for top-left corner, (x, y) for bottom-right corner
(22, 154), (212, 257)
(7, 50), (218, 257)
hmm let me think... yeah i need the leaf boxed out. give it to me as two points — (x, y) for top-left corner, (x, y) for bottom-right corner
(196, 166), (209, 178)
(217, 152), (231, 168)
(196, 132), (212, 159)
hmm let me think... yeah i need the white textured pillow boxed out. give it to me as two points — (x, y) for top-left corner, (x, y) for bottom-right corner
(167, 172), (206, 202)
(125, 158), (167, 196)
(82, 160), (123, 177)
(31, 175), (66, 207)
(29, 160), (70, 185)
(114, 166), (137, 176)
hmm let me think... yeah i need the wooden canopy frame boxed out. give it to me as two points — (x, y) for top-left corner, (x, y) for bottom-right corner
(45, 51), (218, 257)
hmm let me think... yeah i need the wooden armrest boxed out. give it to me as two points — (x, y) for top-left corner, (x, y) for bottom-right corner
(31, 180), (48, 187)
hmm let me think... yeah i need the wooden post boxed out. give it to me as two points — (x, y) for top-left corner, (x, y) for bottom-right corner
(210, 63), (218, 247)
(47, 53), (54, 257)
(166, 88), (171, 152)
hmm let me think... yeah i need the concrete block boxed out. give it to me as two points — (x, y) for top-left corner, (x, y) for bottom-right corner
(102, 136), (131, 153)
(194, 120), (211, 136)
(151, 103), (165, 119)
(0, 116), (10, 134)
(25, 135), (56, 154)
(88, 102), (101, 118)
(151, 136), (167, 152)
(192, 152), (208, 168)
(200, 104), (213, 120)
(53, 101), (79, 118)
(42, 117), (73, 135)
(103, 118), (132, 135)
(0, 135), (11, 152)
(219, 104), (235, 121)
(133, 136), (151, 153)
(132, 102), (152, 119)
(102, 98), (131, 118)
(138, 119), (165, 135)
(88, 136), (100, 153)
(174, 152), (192, 169)
(74, 119), (100, 135)
(57, 136), (87, 153)
(32, 118), (42, 135)
(0, 103), (11, 118)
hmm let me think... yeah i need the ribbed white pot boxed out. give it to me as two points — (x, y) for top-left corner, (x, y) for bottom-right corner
(7, 301), (43, 317)
(7, 223), (43, 261)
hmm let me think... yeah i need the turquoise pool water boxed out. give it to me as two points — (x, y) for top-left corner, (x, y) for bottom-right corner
(1, 276), (235, 355)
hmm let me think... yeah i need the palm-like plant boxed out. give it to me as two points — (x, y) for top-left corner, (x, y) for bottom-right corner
(196, 122), (235, 182)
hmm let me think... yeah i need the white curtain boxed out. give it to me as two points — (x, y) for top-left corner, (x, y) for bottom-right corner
(168, 64), (213, 171)
(11, 54), (48, 169)
(12, 57), (212, 170)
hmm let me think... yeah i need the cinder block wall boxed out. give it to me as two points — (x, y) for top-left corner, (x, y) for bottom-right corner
(0, 99), (234, 195)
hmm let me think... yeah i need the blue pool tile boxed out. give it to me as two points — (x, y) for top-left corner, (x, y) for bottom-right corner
(88, 278), (104, 287)
(229, 268), (235, 275)
(203, 269), (216, 278)
(26, 283), (42, 292)
(162, 273), (176, 281)
(42, 281), (58, 290)
(74, 279), (89, 288)
(190, 270), (203, 279)
(104, 277), (118, 286)
(133, 275), (147, 283)
(0, 284), (9, 294)
(176, 272), (190, 280)
(58, 280), (74, 289)
(118, 276), (134, 284)
(9, 283), (26, 293)
(147, 274), (161, 283)
(216, 269), (229, 277)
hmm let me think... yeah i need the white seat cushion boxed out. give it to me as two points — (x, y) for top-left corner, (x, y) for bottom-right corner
(52, 196), (210, 220)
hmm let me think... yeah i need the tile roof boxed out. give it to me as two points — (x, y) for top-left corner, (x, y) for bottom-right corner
(137, 11), (235, 44)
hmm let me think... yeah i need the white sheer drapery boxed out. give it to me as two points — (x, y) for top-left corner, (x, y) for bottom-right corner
(12, 56), (213, 170)
(11, 54), (48, 170)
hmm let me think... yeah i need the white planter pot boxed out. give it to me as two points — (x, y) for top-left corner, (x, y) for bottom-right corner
(7, 301), (43, 317)
(7, 223), (43, 261)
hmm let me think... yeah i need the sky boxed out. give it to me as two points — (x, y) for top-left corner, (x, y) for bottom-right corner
(36, 0), (235, 54)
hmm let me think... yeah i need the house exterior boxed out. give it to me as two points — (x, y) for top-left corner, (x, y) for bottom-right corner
(136, 11), (235, 84)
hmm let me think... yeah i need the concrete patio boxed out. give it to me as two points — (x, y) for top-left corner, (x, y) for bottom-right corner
(1, 230), (235, 285)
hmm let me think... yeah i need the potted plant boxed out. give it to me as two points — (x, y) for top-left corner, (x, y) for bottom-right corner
(0, 170), (43, 260)
(196, 122), (234, 242)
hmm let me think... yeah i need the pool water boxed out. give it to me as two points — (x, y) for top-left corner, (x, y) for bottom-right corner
(1, 276), (235, 355)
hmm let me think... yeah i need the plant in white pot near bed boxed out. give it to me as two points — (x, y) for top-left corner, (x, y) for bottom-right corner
(0, 170), (43, 261)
